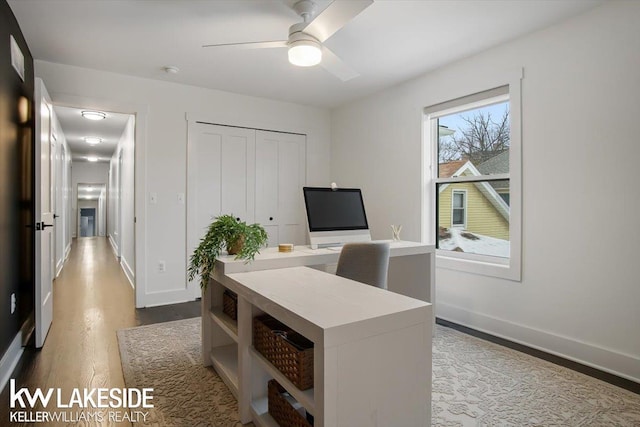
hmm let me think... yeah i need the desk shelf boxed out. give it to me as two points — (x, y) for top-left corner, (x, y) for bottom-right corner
(250, 346), (315, 415)
(210, 344), (238, 398)
(250, 397), (279, 427)
(209, 308), (238, 342)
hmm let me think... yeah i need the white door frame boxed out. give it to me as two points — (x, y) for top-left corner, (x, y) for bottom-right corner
(51, 93), (149, 308)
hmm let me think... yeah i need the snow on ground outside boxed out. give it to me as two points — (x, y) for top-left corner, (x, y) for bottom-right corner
(439, 227), (510, 258)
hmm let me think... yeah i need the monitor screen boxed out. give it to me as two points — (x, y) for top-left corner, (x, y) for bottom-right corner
(303, 187), (369, 232)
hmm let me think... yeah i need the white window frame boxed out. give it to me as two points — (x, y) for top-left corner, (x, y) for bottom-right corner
(422, 69), (522, 281)
(450, 189), (467, 228)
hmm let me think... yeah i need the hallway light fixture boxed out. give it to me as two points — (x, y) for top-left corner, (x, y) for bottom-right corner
(81, 110), (106, 120)
(84, 136), (102, 145)
(87, 156), (99, 162)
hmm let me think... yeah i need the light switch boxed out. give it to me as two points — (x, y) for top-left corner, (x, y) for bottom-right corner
(177, 193), (185, 204)
(150, 192), (157, 204)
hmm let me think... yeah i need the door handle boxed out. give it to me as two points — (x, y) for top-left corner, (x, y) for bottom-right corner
(41, 222), (54, 229)
(53, 214), (59, 219)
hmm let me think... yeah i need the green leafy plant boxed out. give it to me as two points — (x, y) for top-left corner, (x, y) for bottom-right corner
(188, 214), (268, 289)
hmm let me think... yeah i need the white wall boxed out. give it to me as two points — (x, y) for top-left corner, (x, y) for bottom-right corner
(331, 1), (640, 382)
(108, 115), (135, 286)
(37, 61), (332, 307)
(71, 161), (108, 238)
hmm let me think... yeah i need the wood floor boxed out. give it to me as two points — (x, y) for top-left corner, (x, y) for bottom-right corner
(0, 237), (200, 426)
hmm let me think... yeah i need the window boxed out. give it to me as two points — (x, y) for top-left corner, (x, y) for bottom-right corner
(424, 74), (522, 281)
(451, 190), (466, 227)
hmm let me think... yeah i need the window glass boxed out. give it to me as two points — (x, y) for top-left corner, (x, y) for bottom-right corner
(438, 101), (509, 178)
(437, 180), (510, 258)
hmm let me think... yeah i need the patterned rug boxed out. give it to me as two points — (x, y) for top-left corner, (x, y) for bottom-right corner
(117, 318), (244, 427)
(117, 317), (640, 427)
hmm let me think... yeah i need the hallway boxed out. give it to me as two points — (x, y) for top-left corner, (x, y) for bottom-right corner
(1, 237), (198, 426)
(2, 237), (135, 425)
(0, 237), (200, 426)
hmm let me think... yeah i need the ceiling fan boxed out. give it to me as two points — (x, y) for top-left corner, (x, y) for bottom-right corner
(203, 0), (373, 81)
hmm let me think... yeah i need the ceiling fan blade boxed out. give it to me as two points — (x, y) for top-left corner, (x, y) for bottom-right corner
(303, 0), (373, 43)
(202, 40), (287, 50)
(320, 47), (360, 82)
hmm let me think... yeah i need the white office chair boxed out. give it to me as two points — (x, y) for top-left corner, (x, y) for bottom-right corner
(335, 242), (390, 289)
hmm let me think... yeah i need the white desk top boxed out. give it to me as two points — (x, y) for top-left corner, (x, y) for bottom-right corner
(225, 266), (431, 347)
(215, 240), (434, 275)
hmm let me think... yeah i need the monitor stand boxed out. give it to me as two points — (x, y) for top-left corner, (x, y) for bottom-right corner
(309, 229), (372, 249)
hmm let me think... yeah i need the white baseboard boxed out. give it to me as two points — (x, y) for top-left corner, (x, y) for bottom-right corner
(0, 333), (24, 394)
(65, 243), (71, 261)
(55, 258), (64, 277)
(143, 289), (197, 308)
(437, 302), (640, 383)
(108, 235), (119, 257)
(121, 257), (135, 290)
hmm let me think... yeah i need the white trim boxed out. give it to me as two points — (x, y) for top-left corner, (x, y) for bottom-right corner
(121, 257), (135, 290)
(451, 189), (467, 228)
(108, 234), (119, 256)
(143, 289), (197, 308)
(423, 68), (523, 281)
(50, 92), (148, 307)
(429, 93), (509, 120)
(437, 302), (640, 383)
(436, 173), (511, 183)
(55, 258), (64, 277)
(0, 333), (24, 393)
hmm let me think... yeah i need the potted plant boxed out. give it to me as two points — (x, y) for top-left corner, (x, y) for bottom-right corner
(188, 214), (268, 289)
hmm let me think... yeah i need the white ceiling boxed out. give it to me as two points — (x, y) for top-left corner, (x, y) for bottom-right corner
(77, 183), (105, 201)
(54, 106), (131, 162)
(9, 0), (602, 108)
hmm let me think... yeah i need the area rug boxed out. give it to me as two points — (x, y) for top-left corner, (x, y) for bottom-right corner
(118, 317), (640, 427)
(117, 318), (245, 427)
(432, 327), (640, 426)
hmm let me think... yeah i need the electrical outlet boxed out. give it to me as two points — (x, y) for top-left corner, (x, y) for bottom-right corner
(158, 261), (166, 273)
(10, 293), (16, 314)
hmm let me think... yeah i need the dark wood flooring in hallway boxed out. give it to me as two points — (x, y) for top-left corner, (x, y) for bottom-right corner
(1, 237), (200, 426)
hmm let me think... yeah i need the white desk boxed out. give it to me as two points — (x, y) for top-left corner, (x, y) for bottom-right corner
(209, 240), (435, 302)
(212, 266), (432, 426)
(201, 241), (435, 426)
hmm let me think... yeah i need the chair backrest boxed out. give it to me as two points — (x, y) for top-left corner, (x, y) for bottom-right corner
(335, 242), (390, 289)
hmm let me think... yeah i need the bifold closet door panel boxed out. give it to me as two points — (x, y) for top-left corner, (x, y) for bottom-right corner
(188, 124), (256, 274)
(255, 130), (306, 247)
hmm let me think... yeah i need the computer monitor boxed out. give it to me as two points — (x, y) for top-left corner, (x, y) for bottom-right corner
(303, 187), (372, 249)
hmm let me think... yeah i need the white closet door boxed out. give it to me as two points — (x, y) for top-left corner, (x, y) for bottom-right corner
(255, 131), (306, 247)
(187, 123), (255, 296)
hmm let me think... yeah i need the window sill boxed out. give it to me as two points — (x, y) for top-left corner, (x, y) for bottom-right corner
(436, 250), (521, 281)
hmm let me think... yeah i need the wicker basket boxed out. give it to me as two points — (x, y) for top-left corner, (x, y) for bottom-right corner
(268, 380), (313, 427)
(222, 289), (238, 320)
(254, 315), (314, 390)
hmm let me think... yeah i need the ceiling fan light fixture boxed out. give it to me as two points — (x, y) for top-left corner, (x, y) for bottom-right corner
(288, 39), (322, 67)
(81, 110), (106, 120)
